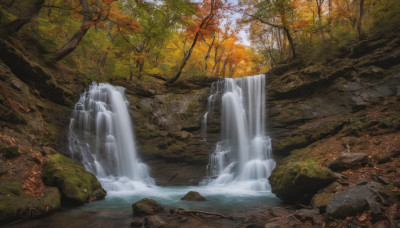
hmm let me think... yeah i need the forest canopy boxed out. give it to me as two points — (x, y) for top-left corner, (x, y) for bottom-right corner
(1, 0), (399, 83)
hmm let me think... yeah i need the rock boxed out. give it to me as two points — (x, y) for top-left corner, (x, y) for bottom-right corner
(328, 153), (368, 171)
(1, 146), (19, 159)
(371, 175), (390, 185)
(268, 161), (337, 203)
(326, 182), (390, 219)
(181, 191), (206, 201)
(144, 215), (166, 228)
(317, 181), (342, 194)
(295, 208), (319, 220)
(310, 193), (334, 210)
(132, 198), (164, 216)
(41, 154), (106, 204)
(0, 178), (61, 224)
(270, 207), (291, 217)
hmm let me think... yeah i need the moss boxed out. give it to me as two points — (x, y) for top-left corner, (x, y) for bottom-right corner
(274, 135), (309, 153)
(273, 122), (343, 154)
(0, 180), (61, 224)
(311, 192), (335, 210)
(166, 144), (185, 155)
(378, 117), (392, 128)
(0, 178), (23, 196)
(42, 154), (106, 205)
(347, 118), (363, 137)
(269, 161), (336, 203)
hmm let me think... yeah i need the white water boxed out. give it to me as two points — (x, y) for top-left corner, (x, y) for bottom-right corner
(68, 83), (154, 192)
(202, 74), (276, 192)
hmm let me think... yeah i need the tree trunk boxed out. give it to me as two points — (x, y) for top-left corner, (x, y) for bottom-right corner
(2, 0), (44, 34)
(52, 17), (91, 61)
(99, 51), (108, 80)
(129, 65), (134, 81)
(357, 0), (365, 38)
(211, 44), (220, 77)
(283, 27), (296, 58)
(167, 31), (200, 84)
(204, 34), (216, 70)
(221, 58), (228, 78)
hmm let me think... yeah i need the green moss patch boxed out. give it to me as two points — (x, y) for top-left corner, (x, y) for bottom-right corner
(41, 154), (106, 205)
(269, 161), (336, 203)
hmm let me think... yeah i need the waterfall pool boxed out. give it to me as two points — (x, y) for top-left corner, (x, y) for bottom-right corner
(9, 186), (280, 228)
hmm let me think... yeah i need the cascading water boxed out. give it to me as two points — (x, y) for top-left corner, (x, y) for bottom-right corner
(68, 82), (154, 192)
(202, 74), (276, 191)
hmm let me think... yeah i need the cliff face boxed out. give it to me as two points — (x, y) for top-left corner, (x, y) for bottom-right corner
(266, 32), (400, 158)
(117, 80), (216, 186)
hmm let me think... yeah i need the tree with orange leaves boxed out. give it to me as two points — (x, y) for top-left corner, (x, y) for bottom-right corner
(167, 0), (227, 84)
(52, 0), (138, 61)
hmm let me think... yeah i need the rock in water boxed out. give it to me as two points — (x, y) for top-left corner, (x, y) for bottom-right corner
(41, 154), (106, 204)
(326, 182), (390, 219)
(144, 215), (166, 228)
(268, 161), (336, 203)
(132, 198), (164, 216)
(181, 191), (206, 201)
(328, 153), (368, 171)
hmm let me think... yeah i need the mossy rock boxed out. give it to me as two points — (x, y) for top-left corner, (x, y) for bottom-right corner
(269, 161), (336, 203)
(132, 198), (164, 216)
(41, 154), (106, 205)
(310, 192), (335, 211)
(0, 179), (61, 224)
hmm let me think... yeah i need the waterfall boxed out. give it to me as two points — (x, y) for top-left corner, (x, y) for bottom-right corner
(202, 75), (276, 191)
(68, 83), (154, 192)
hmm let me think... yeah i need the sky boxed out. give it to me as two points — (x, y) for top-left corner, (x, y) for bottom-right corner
(224, 0), (252, 46)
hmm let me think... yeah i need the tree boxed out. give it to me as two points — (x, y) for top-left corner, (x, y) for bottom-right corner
(52, 0), (137, 61)
(1, 0), (44, 34)
(167, 0), (226, 84)
(244, 0), (297, 58)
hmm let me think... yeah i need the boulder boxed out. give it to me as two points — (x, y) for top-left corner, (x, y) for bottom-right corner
(144, 215), (166, 228)
(310, 193), (335, 210)
(181, 191), (206, 201)
(41, 154), (106, 204)
(132, 198), (164, 216)
(326, 182), (390, 219)
(0, 178), (61, 224)
(328, 153), (368, 171)
(268, 161), (337, 203)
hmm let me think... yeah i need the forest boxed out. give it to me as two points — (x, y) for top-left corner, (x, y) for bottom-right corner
(1, 0), (399, 83)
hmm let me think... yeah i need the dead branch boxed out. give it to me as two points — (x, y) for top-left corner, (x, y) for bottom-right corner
(178, 209), (226, 218)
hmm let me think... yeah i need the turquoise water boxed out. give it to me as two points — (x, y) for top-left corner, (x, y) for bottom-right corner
(8, 186), (280, 228)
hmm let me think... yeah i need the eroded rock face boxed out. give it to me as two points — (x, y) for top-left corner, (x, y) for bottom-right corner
(326, 182), (391, 219)
(266, 33), (400, 156)
(124, 83), (217, 186)
(41, 154), (106, 204)
(132, 198), (164, 216)
(268, 161), (337, 203)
